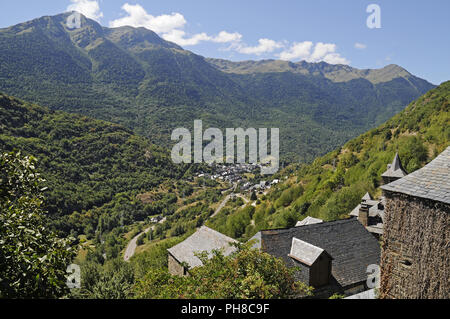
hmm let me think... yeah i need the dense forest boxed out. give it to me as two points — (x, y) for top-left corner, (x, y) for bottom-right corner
(0, 93), (189, 239)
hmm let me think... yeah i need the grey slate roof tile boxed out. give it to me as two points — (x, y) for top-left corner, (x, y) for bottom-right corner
(289, 238), (329, 266)
(381, 153), (408, 178)
(295, 216), (323, 227)
(258, 219), (380, 288)
(167, 226), (238, 269)
(381, 146), (450, 204)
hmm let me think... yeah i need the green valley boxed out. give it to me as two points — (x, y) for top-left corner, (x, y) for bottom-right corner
(206, 81), (449, 241)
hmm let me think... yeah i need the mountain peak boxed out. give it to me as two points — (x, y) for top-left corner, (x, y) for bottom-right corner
(104, 24), (181, 50)
(207, 58), (422, 85)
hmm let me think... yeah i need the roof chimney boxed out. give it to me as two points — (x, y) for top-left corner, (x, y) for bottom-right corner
(358, 202), (369, 227)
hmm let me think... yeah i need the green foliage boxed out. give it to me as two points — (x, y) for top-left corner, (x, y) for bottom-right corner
(208, 205), (255, 240)
(131, 236), (187, 279)
(0, 151), (76, 298)
(329, 293), (346, 299)
(136, 233), (145, 246)
(397, 136), (428, 173)
(70, 259), (134, 299)
(263, 81), (449, 226)
(274, 185), (304, 208)
(0, 93), (184, 236)
(134, 244), (313, 299)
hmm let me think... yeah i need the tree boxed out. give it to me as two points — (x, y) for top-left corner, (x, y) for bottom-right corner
(250, 191), (257, 201)
(134, 243), (313, 299)
(70, 259), (134, 299)
(0, 152), (76, 298)
(136, 233), (145, 246)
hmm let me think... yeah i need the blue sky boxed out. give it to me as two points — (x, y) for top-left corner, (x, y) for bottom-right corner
(1, 0), (449, 84)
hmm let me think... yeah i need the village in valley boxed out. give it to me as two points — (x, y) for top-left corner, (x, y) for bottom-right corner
(194, 163), (281, 193)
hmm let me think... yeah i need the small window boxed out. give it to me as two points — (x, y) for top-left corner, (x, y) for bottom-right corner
(400, 259), (412, 267)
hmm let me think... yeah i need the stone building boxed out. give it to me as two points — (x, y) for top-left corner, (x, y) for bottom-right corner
(167, 226), (238, 276)
(251, 218), (380, 297)
(350, 153), (409, 239)
(350, 192), (385, 238)
(380, 146), (450, 299)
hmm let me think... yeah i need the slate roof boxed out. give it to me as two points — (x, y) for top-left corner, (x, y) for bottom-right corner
(350, 197), (385, 219)
(167, 226), (238, 268)
(349, 204), (361, 217)
(369, 203), (385, 220)
(288, 238), (330, 266)
(362, 192), (372, 201)
(381, 153), (408, 178)
(295, 216), (323, 227)
(258, 218), (380, 288)
(381, 146), (450, 204)
(366, 225), (383, 235)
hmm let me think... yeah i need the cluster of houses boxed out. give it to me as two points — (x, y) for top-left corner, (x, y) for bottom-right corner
(196, 163), (280, 194)
(196, 163), (258, 184)
(167, 148), (450, 299)
(149, 215), (166, 224)
(241, 179), (279, 193)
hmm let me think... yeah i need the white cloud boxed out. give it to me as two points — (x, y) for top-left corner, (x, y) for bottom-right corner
(236, 38), (284, 55)
(162, 30), (243, 46)
(354, 42), (367, 50)
(109, 3), (240, 47)
(163, 29), (211, 46)
(212, 31), (243, 43)
(321, 52), (350, 65)
(67, 0), (103, 21)
(278, 41), (349, 65)
(109, 3), (185, 33)
(107, 3), (350, 64)
(310, 43), (336, 61)
(278, 41), (313, 60)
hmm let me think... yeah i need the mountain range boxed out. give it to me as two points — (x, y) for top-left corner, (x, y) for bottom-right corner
(0, 12), (436, 162)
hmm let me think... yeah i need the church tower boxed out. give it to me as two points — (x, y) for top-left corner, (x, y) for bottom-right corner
(381, 153), (407, 185)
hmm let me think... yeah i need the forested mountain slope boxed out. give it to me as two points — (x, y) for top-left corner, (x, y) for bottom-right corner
(207, 81), (449, 240)
(0, 12), (435, 162)
(0, 93), (184, 235)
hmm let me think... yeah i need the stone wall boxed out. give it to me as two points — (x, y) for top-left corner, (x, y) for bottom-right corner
(168, 253), (186, 276)
(380, 192), (449, 299)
